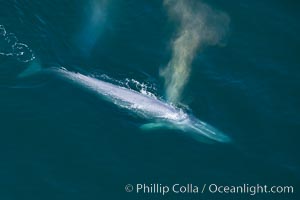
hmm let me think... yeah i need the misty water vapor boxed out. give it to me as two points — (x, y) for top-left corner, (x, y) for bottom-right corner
(160, 0), (230, 103)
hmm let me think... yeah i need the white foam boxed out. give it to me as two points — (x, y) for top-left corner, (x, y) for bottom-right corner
(0, 25), (35, 62)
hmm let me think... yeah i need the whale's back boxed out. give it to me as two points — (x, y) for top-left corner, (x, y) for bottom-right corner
(56, 69), (182, 120)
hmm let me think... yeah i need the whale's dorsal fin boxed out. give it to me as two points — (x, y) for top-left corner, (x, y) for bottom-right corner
(18, 60), (42, 78)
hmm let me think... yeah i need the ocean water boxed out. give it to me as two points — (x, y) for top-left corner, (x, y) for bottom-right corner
(0, 0), (299, 199)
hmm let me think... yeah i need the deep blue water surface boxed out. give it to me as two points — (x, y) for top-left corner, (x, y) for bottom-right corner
(0, 0), (299, 199)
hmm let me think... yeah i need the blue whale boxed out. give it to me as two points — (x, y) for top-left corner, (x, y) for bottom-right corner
(53, 68), (231, 143)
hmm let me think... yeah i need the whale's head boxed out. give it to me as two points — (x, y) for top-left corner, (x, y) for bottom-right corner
(141, 112), (231, 143)
(175, 115), (231, 143)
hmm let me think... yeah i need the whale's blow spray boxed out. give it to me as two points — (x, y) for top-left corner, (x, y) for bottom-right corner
(160, 0), (230, 103)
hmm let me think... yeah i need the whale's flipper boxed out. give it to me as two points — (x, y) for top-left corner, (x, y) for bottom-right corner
(140, 122), (174, 131)
(140, 123), (165, 130)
